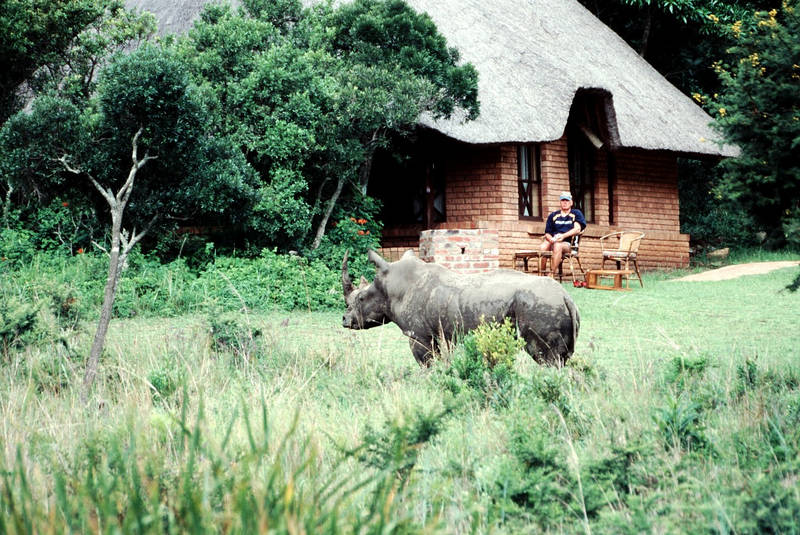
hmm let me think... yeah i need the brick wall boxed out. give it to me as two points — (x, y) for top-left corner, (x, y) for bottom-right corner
(379, 134), (691, 271)
(418, 229), (499, 273)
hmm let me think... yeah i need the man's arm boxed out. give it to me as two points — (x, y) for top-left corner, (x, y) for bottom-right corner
(553, 222), (581, 242)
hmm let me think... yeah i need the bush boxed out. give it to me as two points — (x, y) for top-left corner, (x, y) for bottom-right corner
(0, 298), (39, 358)
(208, 312), (262, 365)
(309, 198), (383, 282)
(357, 404), (451, 483)
(198, 249), (342, 311)
(652, 394), (713, 455)
(444, 319), (523, 407)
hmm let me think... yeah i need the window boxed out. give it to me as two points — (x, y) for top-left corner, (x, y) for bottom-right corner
(518, 144), (542, 219)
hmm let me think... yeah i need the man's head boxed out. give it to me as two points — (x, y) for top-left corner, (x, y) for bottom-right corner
(559, 191), (573, 209)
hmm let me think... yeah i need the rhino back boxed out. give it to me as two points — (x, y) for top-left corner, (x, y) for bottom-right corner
(382, 261), (571, 336)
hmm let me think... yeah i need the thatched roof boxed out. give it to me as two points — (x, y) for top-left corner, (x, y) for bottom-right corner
(125, 0), (738, 157)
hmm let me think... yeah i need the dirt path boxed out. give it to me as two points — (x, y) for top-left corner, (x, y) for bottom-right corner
(674, 260), (800, 282)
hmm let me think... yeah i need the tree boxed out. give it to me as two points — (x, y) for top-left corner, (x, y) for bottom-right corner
(0, 45), (259, 400)
(577, 0), (777, 93)
(177, 0), (478, 251)
(0, 0), (155, 123)
(710, 3), (800, 245)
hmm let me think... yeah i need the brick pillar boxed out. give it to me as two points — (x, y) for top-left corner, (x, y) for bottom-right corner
(419, 229), (500, 273)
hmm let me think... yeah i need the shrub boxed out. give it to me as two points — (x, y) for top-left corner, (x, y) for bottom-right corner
(0, 298), (39, 358)
(198, 249), (342, 311)
(208, 312), (262, 365)
(524, 368), (573, 418)
(27, 349), (77, 395)
(356, 404), (451, 483)
(445, 319), (523, 407)
(491, 411), (576, 530)
(735, 357), (760, 397)
(473, 317), (524, 369)
(147, 364), (184, 406)
(652, 394), (712, 454)
(309, 198), (383, 282)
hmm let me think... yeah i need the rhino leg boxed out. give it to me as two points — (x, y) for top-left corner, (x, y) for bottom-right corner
(408, 337), (434, 367)
(522, 329), (571, 367)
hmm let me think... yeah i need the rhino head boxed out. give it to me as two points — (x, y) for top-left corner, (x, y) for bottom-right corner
(341, 250), (390, 329)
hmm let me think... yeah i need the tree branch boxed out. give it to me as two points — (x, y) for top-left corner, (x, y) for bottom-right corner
(117, 127), (157, 205)
(57, 155), (114, 206)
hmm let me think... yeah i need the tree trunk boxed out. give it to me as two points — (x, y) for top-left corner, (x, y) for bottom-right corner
(311, 175), (345, 250)
(81, 214), (123, 403)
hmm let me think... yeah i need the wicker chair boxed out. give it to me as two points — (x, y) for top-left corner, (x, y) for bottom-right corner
(600, 231), (645, 287)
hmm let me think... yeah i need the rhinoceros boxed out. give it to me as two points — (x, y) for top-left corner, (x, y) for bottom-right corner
(342, 250), (580, 366)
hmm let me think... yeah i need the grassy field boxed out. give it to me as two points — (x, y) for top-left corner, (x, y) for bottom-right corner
(1, 259), (799, 533)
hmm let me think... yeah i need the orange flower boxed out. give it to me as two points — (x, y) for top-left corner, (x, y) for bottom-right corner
(62, 201), (69, 207)
(350, 217), (357, 222)
(358, 218), (367, 224)
(366, 230), (370, 235)
(77, 248), (84, 254)
(357, 230), (365, 235)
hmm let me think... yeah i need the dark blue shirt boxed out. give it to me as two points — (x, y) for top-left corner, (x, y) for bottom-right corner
(544, 209), (587, 236)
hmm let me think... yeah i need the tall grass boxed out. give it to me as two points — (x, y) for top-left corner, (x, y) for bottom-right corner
(1, 256), (799, 533)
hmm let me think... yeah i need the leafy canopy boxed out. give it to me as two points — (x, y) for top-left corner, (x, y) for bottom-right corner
(710, 2), (800, 244)
(177, 0), (479, 251)
(0, 0), (155, 122)
(0, 45), (259, 242)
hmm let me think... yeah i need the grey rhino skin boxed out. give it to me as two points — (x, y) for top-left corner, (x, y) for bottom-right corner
(342, 250), (580, 366)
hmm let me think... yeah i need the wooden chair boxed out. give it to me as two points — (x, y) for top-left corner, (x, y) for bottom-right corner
(600, 231), (645, 287)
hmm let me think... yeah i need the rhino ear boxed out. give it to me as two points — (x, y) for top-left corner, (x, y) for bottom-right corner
(358, 276), (369, 289)
(401, 249), (416, 259)
(368, 249), (389, 274)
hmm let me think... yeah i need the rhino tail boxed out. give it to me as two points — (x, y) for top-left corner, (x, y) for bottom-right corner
(565, 294), (580, 356)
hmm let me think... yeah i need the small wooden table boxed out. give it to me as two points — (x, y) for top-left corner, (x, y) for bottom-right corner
(585, 269), (635, 291)
(514, 250), (551, 276)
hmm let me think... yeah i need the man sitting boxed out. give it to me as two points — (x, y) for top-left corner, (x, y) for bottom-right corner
(539, 191), (587, 275)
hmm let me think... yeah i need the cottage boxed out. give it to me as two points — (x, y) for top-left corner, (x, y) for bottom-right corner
(371, 0), (737, 271)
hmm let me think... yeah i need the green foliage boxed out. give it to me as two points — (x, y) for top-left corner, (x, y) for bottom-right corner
(652, 394), (713, 453)
(678, 159), (759, 249)
(0, 298), (38, 357)
(1, 265), (800, 533)
(357, 404), (451, 482)
(208, 311), (262, 364)
(711, 3), (800, 244)
(0, 226), (36, 268)
(524, 368), (574, 418)
(664, 354), (711, 388)
(147, 363), (183, 405)
(199, 248), (342, 311)
(491, 412), (576, 530)
(310, 197), (383, 278)
(27, 350), (78, 395)
(177, 0), (479, 252)
(736, 356), (760, 395)
(0, 401), (426, 533)
(473, 318), (525, 369)
(443, 319), (523, 407)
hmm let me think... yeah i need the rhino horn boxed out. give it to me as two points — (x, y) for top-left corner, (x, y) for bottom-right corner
(342, 250), (354, 298)
(368, 249), (389, 274)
